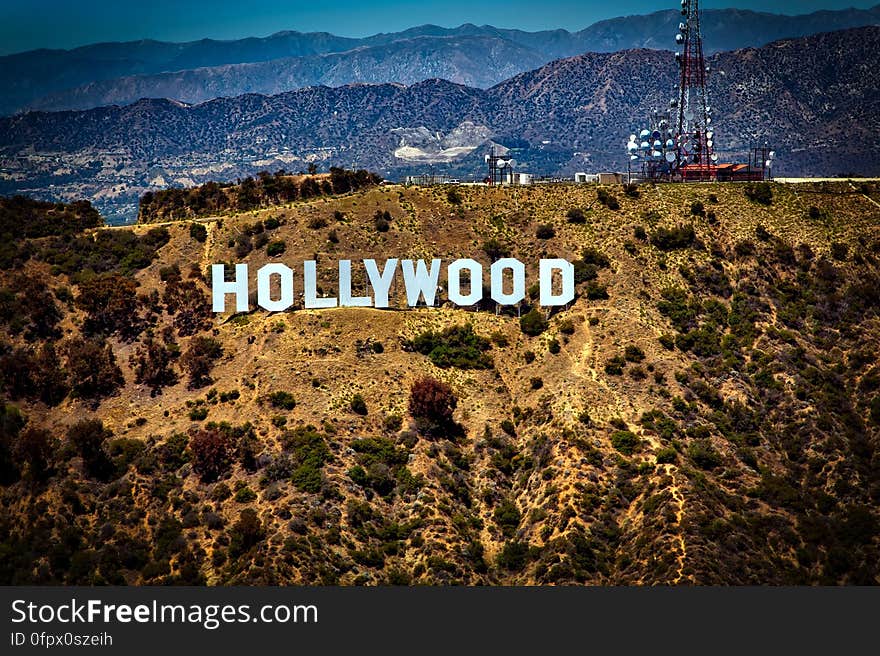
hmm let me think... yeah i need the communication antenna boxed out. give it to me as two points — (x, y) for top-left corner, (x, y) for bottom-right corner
(674, 0), (714, 180)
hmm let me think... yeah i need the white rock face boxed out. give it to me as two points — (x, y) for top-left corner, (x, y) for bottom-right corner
(391, 121), (492, 162)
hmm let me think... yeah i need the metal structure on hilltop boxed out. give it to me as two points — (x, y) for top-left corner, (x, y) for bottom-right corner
(673, 0), (716, 180)
(485, 147), (516, 185)
(627, 0), (722, 181)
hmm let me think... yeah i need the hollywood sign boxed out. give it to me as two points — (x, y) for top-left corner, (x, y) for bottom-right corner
(211, 258), (574, 312)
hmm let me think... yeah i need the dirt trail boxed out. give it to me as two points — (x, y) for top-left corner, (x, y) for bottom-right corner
(665, 463), (688, 585)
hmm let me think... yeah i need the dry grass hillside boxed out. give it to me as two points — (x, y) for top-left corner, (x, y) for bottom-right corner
(1, 180), (879, 585)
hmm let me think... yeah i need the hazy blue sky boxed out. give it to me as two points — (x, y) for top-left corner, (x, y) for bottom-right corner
(0, 1), (876, 55)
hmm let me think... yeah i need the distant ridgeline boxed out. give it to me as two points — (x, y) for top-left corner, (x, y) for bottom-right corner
(138, 168), (382, 223)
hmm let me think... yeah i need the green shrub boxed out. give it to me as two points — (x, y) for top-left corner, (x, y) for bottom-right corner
(500, 419), (516, 436)
(530, 377), (544, 390)
(350, 394), (368, 415)
(447, 188), (463, 205)
(651, 224), (695, 251)
(585, 282), (609, 300)
(744, 183), (773, 205)
(624, 345), (645, 362)
(481, 239), (510, 261)
(269, 391), (296, 410)
(189, 406), (208, 421)
(547, 338), (561, 354)
(535, 224), (555, 239)
(407, 324), (492, 369)
(566, 208), (587, 224)
(493, 499), (521, 537)
(604, 356), (625, 375)
(266, 240), (286, 256)
(610, 430), (640, 455)
(282, 425), (330, 493)
(520, 309), (549, 336)
(656, 447), (677, 464)
(688, 441), (722, 469)
(234, 486), (256, 503)
(189, 223), (208, 242)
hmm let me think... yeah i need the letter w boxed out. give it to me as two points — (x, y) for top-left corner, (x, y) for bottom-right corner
(401, 259), (441, 307)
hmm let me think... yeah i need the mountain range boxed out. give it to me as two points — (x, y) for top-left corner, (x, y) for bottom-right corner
(3, 5), (880, 115)
(2, 26), (878, 222)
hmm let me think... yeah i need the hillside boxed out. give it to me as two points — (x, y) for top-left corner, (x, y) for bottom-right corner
(5, 5), (880, 115)
(1, 180), (879, 585)
(2, 27), (880, 223)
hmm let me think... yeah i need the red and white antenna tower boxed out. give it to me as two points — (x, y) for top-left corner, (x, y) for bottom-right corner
(673, 0), (716, 180)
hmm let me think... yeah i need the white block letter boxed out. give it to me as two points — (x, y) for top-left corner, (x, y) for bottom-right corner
(539, 259), (575, 306)
(339, 260), (372, 307)
(212, 263), (249, 313)
(401, 259), (441, 307)
(490, 258), (525, 305)
(447, 258), (482, 306)
(364, 258), (398, 309)
(257, 263), (294, 312)
(303, 260), (337, 309)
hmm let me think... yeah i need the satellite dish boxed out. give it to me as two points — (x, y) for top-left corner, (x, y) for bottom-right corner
(651, 150), (662, 158)
(684, 108), (694, 121)
(670, 98), (678, 108)
(630, 155), (640, 161)
(706, 131), (714, 139)
(484, 155), (490, 162)
(640, 141), (650, 149)
(711, 153), (718, 162)
(707, 139), (713, 148)
(679, 22), (686, 31)
(674, 52), (682, 62)
(640, 129), (650, 139)
(706, 117), (712, 124)
(652, 130), (661, 139)
(627, 142), (638, 152)
(769, 150), (776, 159)
(766, 160), (773, 168)
(653, 140), (662, 148)
(497, 159), (508, 167)
(675, 34), (684, 44)
(665, 151), (676, 163)
(666, 139), (675, 148)
(659, 120), (669, 129)
(508, 159), (517, 168)
(629, 134), (637, 141)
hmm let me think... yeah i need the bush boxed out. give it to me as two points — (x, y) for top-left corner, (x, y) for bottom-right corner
(269, 391), (296, 410)
(688, 441), (722, 470)
(65, 338), (124, 400)
(656, 447), (677, 464)
(266, 240), (286, 257)
(566, 208), (587, 224)
(307, 216), (328, 230)
(597, 188), (620, 210)
(585, 282), (609, 300)
(830, 242), (849, 261)
(189, 223), (207, 243)
(447, 188), (462, 205)
(624, 345), (645, 363)
(409, 377), (457, 432)
(690, 200), (705, 217)
(188, 406), (208, 421)
(500, 419), (516, 436)
(610, 430), (639, 455)
(481, 239), (510, 261)
(623, 183), (640, 198)
(350, 394), (368, 415)
(76, 274), (142, 340)
(130, 336), (179, 394)
(493, 499), (521, 538)
(407, 324), (492, 369)
(659, 334), (676, 350)
(189, 428), (233, 482)
(651, 224), (696, 251)
(744, 183), (773, 205)
(547, 338), (561, 355)
(228, 509), (264, 557)
(634, 225), (647, 241)
(520, 309), (549, 336)
(535, 224), (555, 239)
(497, 541), (530, 570)
(282, 425), (329, 493)
(374, 210), (392, 232)
(181, 337), (223, 388)
(68, 419), (114, 480)
(604, 356), (625, 376)
(530, 377), (544, 390)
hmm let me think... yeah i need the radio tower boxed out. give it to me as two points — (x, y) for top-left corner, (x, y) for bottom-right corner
(674, 0), (715, 180)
